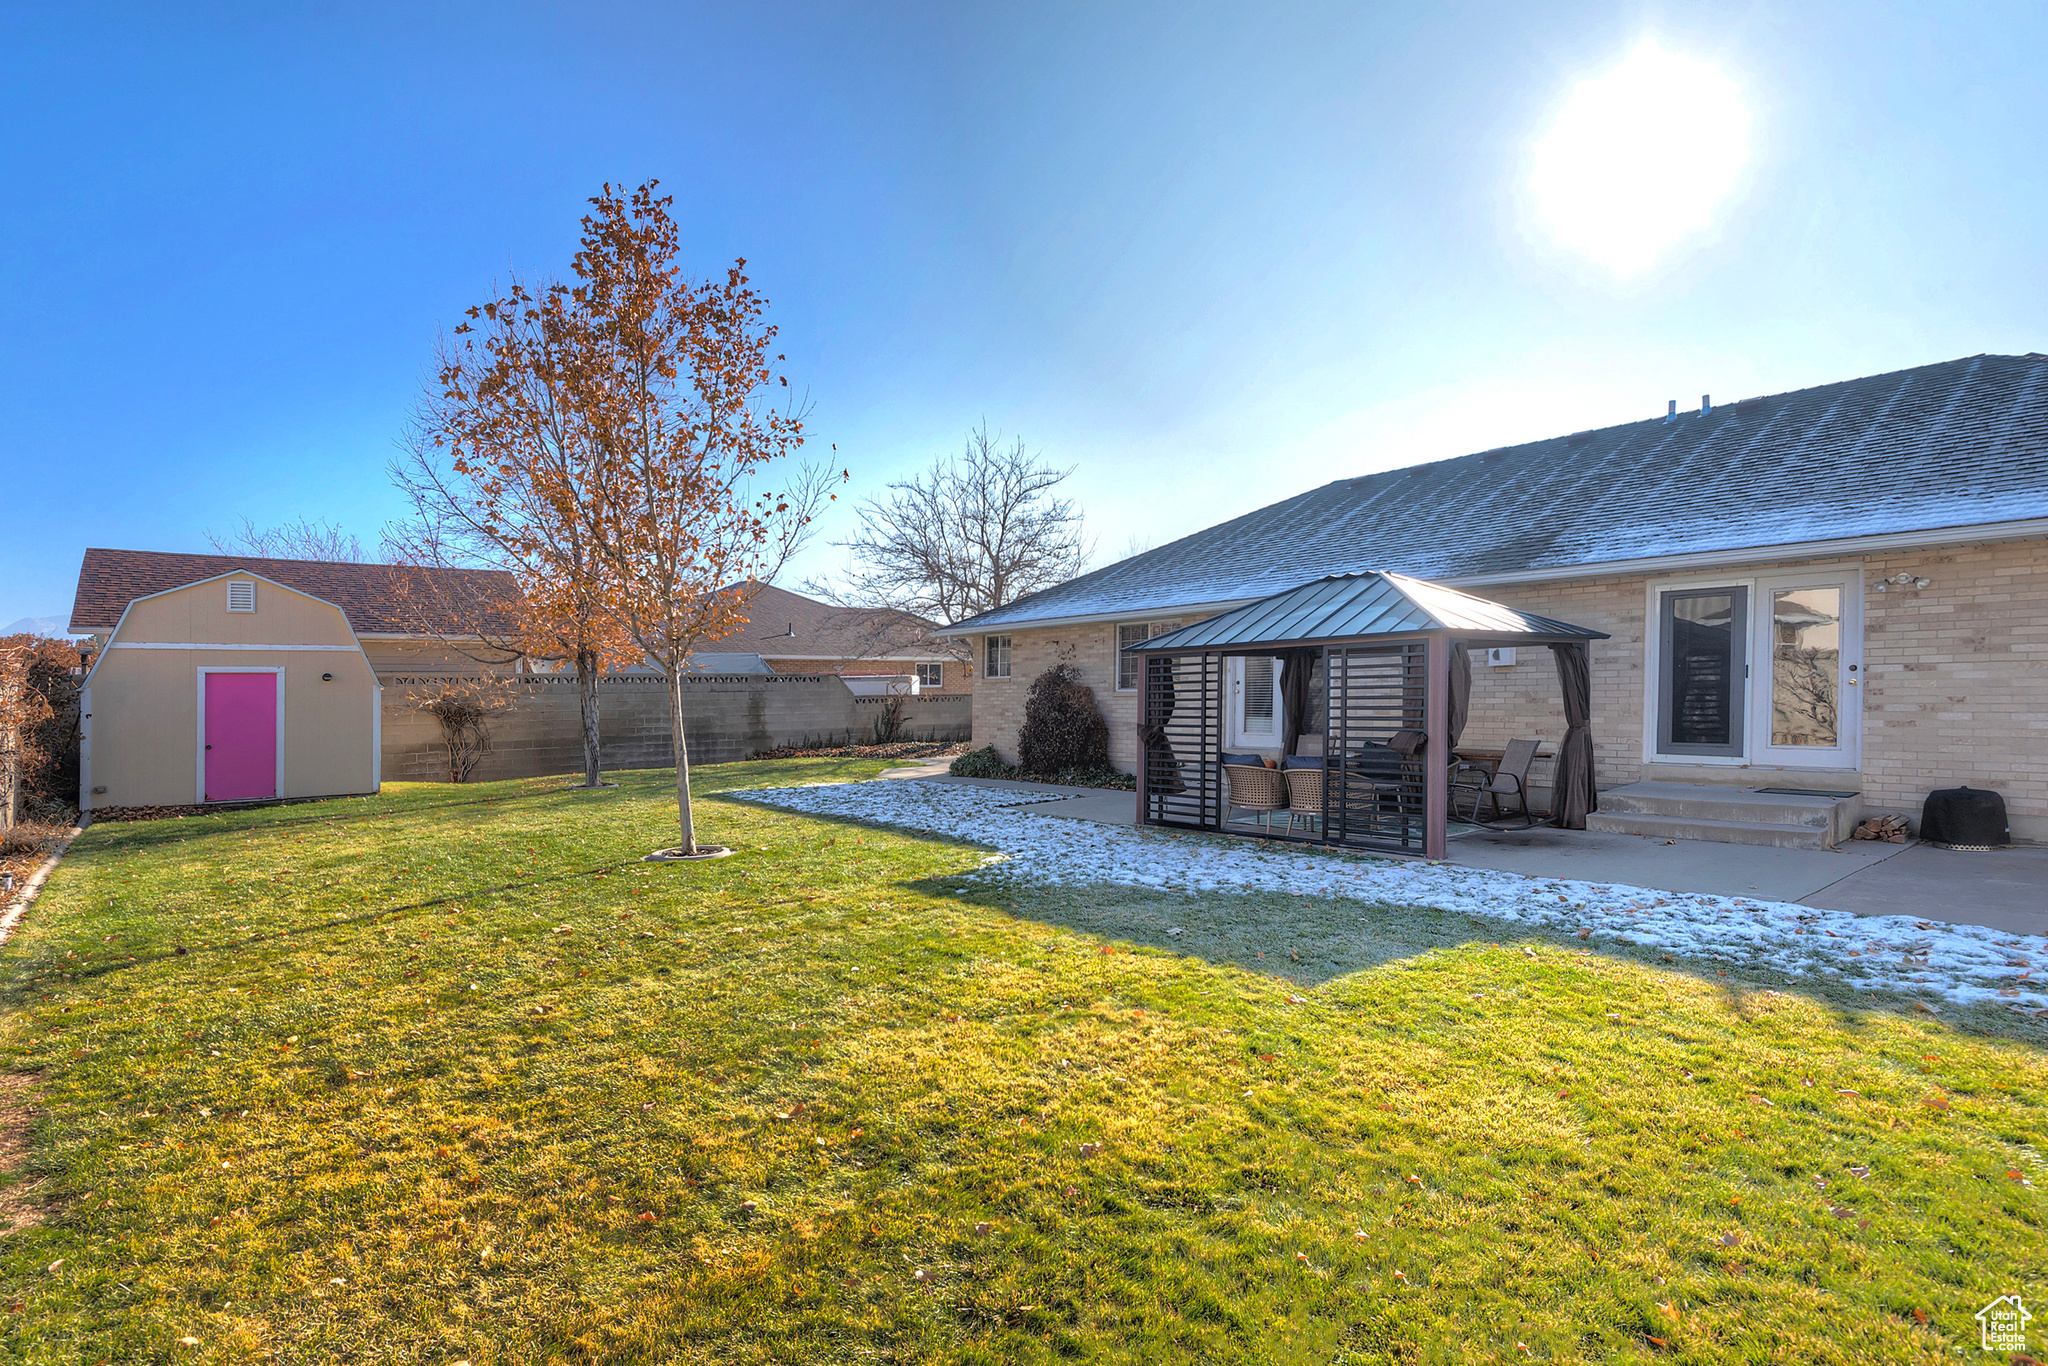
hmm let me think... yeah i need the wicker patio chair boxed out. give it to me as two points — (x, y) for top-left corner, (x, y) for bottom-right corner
(1282, 761), (1324, 834)
(1223, 762), (1289, 829)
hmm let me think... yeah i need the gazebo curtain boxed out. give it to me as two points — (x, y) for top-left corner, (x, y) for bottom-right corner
(1548, 642), (1597, 828)
(1278, 649), (1318, 757)
(1139, 658), (1184, 794)
(1448, 642), (1471, 750)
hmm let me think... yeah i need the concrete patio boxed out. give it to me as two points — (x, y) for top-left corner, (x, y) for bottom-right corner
(885, 768), (2047, 938)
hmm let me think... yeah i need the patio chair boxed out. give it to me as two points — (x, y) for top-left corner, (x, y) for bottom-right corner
(1282, 752), (1325, 834)
(1454, 737), (1541, 828)
(1221, 753), (1289, 830)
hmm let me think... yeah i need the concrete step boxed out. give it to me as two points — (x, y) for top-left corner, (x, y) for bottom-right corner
(1599, 782), (1839, 827)
(1590, 782), (1862, 849)
(1585, 810), (1838, 850)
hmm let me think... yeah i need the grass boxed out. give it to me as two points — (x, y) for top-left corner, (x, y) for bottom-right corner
(0, 758), (2040, 1364)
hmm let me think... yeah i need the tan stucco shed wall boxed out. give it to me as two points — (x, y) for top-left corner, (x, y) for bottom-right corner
(82, 575), (379, 810)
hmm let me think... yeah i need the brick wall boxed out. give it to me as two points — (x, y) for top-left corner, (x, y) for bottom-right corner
(969, 534), (2048, 838)
(1860, 537), (2048, 834)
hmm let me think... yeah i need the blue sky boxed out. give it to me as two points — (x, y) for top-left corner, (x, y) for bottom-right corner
(2, 2), (2043, 627)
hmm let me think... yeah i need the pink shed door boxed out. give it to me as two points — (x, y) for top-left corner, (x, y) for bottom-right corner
(204, 673), (277, 802)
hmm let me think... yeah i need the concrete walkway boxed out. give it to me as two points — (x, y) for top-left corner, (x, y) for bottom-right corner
(883, 774), (2046, 938)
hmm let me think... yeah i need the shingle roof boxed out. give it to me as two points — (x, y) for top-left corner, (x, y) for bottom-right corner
(1131, 573), (1609, 653)
(68, 549), (518, 636)
(717, 583), (951, 660)
(956, 353), (2048, 632)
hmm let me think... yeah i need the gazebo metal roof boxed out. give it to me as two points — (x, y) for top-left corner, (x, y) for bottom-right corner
(1126, 572), (1610, 654)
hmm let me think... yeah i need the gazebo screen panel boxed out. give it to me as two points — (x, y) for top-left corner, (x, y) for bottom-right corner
(1142, 651), (1222, 831)
(1324, 640), (1429, 853)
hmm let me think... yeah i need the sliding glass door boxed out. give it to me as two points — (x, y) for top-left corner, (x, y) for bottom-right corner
(1652, 572), (1862, 768)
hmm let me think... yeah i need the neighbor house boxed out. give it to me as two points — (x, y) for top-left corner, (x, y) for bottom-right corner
(713, 583), (972, 695)
(944, 353), (2048, 842)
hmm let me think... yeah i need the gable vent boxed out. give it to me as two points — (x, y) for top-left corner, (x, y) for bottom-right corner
(227, 580), (257, 613)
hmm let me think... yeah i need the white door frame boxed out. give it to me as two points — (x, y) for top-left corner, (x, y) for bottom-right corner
(1226, 655), (1281, 750)
(1641, 563), (1863, 771)
(196, 666), (286, 804)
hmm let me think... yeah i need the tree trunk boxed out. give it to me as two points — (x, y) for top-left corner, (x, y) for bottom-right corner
(575, 647), (603, 788)
(668, 666), (697, 855)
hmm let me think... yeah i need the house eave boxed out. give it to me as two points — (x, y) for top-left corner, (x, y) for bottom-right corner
(937, 517), (2048, 635)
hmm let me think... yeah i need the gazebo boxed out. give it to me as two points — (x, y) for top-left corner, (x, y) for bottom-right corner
(1124, 572), (1611, 859)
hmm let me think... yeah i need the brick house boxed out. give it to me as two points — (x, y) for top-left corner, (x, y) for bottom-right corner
(713, 583), (970, 695)
(944, 354), (2048, 841)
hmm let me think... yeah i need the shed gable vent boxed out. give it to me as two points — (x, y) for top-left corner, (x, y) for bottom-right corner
(226, 580), (257, 613)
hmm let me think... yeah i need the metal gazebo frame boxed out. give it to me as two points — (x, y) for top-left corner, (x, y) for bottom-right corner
(1126, 572), (1610, 859)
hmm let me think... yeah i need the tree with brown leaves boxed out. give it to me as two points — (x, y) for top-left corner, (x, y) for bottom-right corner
(390, 261), (638, 789)
(567, 183), (838, 857)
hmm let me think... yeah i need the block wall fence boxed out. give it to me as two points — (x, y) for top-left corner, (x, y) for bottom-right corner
(377, 671), (970, 785)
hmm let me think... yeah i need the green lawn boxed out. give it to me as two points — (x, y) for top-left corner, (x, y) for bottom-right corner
(0, 759), (2040, 1364)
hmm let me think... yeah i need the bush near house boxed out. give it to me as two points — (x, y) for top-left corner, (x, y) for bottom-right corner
(0, 635), (81, 828)
(1015, 664), (1111, 775)
(0, 762), (2039, 1362)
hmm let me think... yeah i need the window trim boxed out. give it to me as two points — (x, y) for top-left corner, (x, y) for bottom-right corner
(915, 661), (944, 689)
(984, 635), (1012, 680)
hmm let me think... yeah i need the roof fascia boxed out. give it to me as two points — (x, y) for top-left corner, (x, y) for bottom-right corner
(934, 597), (1261, 638)
(1443, 518), (2048, 589)
(940, 517), (2048, 633)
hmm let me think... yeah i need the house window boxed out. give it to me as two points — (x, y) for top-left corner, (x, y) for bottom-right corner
(226, 580), (256, 613)
(915, 662), (944, 689)
(1116, 620), (1182, 691)
(984, 636), (1011, 679)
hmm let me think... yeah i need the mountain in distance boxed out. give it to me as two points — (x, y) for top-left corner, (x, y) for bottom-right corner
(1, 615), (79, 638)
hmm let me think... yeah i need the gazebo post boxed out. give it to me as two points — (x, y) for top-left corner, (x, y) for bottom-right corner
(1423, 632), (1449, 859)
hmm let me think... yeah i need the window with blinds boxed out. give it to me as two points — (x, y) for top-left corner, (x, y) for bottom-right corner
(984, 636), (1011, 679)
(226, 580), (257, 613)
(1240, 655), (1275, 734)
(1116, 620), (1181, 691)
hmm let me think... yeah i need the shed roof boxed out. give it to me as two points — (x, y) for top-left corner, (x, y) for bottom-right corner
(1129, 573), (1609, 653)
(69, 549), (517, 636)
(956, 352), (2048, 632)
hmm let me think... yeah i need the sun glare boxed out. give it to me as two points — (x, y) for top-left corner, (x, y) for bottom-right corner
(1532, 41), (1749, 275)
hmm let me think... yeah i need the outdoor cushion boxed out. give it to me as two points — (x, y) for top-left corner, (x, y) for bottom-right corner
(1282, 754), (1324, 770)
(1343, 743), (1406, 782)
(1219, 751), (1265, 768)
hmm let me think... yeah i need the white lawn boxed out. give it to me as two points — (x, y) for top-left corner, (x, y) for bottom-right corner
(739, 780), (2046, 1016)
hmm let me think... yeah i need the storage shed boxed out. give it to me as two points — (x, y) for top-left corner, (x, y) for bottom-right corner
(78, 570), (381, 810)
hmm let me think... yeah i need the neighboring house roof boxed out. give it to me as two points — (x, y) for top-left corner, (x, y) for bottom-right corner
(953, 352), (2048, 633)
(68, 548), (517, 636)
(719, 583), (952, 660)
(1132, 573), (1610, 654)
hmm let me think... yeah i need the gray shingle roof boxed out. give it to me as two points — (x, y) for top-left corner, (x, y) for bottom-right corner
(1130, 574), (1609, 653)
(954, 353), (2048, 632)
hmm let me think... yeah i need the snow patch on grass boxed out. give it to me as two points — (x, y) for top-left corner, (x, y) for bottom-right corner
(738, 781), (2047, 1014)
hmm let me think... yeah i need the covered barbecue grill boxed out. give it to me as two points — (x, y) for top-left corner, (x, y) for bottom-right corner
(1125, 572), (1610, 859)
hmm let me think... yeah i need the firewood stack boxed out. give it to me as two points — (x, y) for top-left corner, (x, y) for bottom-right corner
(1851, 813), (1910, 843)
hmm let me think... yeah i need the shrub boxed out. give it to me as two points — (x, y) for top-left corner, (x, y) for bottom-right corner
(1016, 665), (1109, 775)
(948, 745), (1017, 780)
(2, 635), (82, 827)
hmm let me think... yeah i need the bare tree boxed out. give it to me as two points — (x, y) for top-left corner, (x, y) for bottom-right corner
(815, 424), (1089, 625)
(208, 516), (368, 562)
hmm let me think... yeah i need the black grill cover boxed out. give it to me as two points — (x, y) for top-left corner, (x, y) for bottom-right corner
(1919, 787), (2009, 848)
